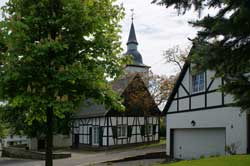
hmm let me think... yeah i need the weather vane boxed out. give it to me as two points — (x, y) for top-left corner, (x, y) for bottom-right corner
(130, 9), (134, 21)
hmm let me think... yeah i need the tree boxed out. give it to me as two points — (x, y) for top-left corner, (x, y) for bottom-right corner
(153, 0), (250, 112)
(0, 0), (125, 165)
(0, 122), (8, 148)
(163, 45), (189, 70)
(0, 105), (72, 141)
(156, 45), (190, 107)
(147, 72), (177, 107)
(116, 71), (177, 108)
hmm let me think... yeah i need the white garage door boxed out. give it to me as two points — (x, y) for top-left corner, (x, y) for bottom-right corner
(173, 128), (226, 159)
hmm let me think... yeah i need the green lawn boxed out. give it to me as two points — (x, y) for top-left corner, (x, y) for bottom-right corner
(156, 155), (250, 166)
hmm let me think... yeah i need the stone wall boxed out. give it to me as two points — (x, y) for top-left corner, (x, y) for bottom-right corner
(2, 147), (71, 160)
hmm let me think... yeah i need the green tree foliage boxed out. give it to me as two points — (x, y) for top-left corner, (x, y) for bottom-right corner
(0, 0), (125, 165)
(0, 110), (9, 147)
(153, 0), (250, 112)
(0, 106), (71, 138)
(159, 117), (166, 137)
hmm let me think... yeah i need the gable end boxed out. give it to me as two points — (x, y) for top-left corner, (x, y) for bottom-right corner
(162, 62), (190, 115)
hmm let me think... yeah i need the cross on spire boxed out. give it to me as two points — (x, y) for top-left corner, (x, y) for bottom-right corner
(130, 9), (134, 22)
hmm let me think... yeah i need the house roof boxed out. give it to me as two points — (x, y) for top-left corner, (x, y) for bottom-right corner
(74, 99), (109, 118)
(74, 74), (160, 118)
(74, 75), (134, 118)
(107, 74), (161, 117)
(111, 74), (135, 95)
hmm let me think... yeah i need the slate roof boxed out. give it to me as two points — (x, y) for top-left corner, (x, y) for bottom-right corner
(127, 22), (138, 45)
(74, 99), (109, 118)
(74, 74), (160, 118)
(125, 49), (144, 66)
(125, 22), (147, 67)
(111, 75), (135, 94)
(73, 75), (134, 118)
(107, 74), (161, 117)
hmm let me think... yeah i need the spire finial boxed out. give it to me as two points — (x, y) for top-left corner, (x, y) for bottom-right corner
(130, 9), (134, 22)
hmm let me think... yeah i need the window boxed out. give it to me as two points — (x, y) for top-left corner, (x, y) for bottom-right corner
(192, 72), (205, 93)
(146, 124), (153, 135)
(117, 125), (127, 138)
(92, 126), (99, 145)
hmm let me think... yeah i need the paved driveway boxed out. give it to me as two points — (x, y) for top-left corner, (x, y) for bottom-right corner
(0, 144), (165, 166)
(95, 159), (164, 166)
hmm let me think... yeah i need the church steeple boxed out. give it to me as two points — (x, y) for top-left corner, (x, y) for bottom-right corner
(127, 22), (138, 45)
(124, 10), (150, 77)
(125, 20), (144, 65)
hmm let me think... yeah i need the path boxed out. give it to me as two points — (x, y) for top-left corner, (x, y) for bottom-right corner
(0, 144), (165, 166)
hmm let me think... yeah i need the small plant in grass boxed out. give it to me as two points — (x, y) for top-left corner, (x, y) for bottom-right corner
(215, 154), (221, 157)
(200, 155), (205, 159)
(225, 143), (239, 155)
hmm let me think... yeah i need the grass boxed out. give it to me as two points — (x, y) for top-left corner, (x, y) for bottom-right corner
(155, 155), (250, 166)
(134, 138), (166, 150)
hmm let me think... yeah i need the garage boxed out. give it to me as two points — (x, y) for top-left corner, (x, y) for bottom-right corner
(171, 128), (226, 159)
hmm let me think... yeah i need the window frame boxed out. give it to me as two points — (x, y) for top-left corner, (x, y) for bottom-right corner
(92, 126), (99, 146)
(145, 124), (153, 136)
(192, 72), (205, 93)
(117, 125), (127, 138)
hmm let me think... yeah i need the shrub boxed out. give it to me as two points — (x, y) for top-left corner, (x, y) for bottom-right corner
(225, 143), (239, 155)
(159, 117), (166, 137)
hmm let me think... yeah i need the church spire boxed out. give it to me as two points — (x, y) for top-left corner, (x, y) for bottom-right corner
(127, 9), (138, 45)
(127, 22), (138, 45)
(124, 9), (150, 77)
(125, 10), (144, 65)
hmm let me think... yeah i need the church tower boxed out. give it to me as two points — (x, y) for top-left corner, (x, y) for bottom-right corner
(124, 20), (150, 76)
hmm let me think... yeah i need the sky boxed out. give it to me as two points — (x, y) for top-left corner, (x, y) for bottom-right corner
(118, 0), (201, 76)
(0, 0), (204, 76)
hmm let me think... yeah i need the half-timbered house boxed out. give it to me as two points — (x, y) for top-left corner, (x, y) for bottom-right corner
(163, 50), (250, 159)
(71, 21), (161, 149)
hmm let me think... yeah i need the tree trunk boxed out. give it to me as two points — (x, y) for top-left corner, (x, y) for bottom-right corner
(46, 107), (53, 166)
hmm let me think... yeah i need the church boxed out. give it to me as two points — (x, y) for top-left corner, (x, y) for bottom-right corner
(71, 21), (161, 149)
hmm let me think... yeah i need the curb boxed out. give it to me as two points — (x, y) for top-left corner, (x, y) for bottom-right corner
(102, 151), (167, 163)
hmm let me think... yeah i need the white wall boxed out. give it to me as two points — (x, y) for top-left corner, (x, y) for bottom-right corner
(3, 135), (27, 147)
(28, 134), (71, 150)
(168, 67), (235, 113)
(166, 107), (248, 157)
(73, 116), (159, 147)
(125, 66), (149, 75)
(53, 134), (71, 148)
(107, 116), (159, 146)
(28, 138), (38, 150)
